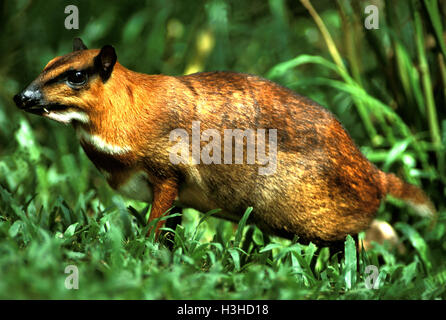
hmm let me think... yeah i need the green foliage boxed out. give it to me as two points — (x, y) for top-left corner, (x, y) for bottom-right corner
(0, 0), (445, 299)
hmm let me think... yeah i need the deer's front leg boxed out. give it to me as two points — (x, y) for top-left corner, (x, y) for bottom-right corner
(148, 178), (179, 238)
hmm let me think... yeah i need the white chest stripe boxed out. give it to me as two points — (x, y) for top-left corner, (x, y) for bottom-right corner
(77, 128), (132, 155)
(45, 110), (90, 124)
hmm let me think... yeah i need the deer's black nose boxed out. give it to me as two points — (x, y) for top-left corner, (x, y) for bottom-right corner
(13, 93), (26, 108)
(13, 89), (42, 109)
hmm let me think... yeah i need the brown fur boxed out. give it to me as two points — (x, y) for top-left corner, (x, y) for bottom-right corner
(14, 42), (436, 246)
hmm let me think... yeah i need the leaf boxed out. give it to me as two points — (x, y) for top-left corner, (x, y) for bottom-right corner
(304, 242), (318, 266)
(65, 250), (86, 260)
(127, 205), (146, 226)
(228, 248), (241, 271)
(64, 222), (79, 238)
(234, 207), (253, 248)
(192, 208), (220, 241)
(9, 220), (23, 238)
(396, 223), (432, 271)
(315, 247), (330, 276)
(259, 243), (283, 253)
(402, 258), (418, 286)
(383, 138), (412, 171)
(266, 54), (340, 79)
(344, 235), (357, 290)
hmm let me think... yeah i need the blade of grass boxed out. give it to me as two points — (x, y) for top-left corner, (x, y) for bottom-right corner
(422, 0), (446, 104)
(337, 0), (396, 145)
(344, 235), (357, 290)
(394, 41), (427, 117)
(300, 0), (379, 145)
(413, 0), (444, 175)
(423, 0), (446, 58)
(234, 207), (253, 248)
(438, 53), (446, 105)
(396, 222), (432, 273)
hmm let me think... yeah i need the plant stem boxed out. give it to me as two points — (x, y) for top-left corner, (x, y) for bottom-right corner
(300, 0), (379, 145)
(413, 0), (444, 175)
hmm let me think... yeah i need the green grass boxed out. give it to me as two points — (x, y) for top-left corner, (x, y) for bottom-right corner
(1, 180), (445, 299)
(0, 0), (445, 299)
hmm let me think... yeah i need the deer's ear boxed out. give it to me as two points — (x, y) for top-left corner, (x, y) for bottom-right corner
(94, 45), (117, 82)
(73, 38), (88, 51)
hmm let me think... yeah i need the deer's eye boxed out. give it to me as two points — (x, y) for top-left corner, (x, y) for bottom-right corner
(67, 71), (87, 87)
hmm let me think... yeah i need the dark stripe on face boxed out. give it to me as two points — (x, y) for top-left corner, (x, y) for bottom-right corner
(43, 51), (84, 73)
(44, 65), (98, 86)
